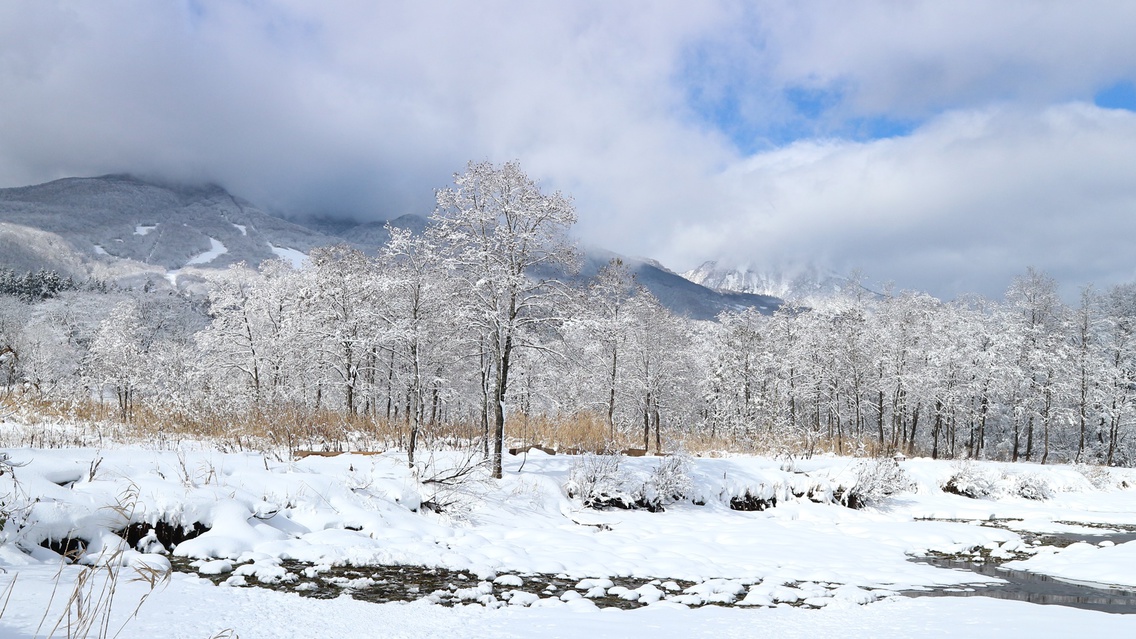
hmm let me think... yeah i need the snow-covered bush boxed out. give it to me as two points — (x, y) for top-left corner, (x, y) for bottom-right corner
(837, 458), (912, 509)
(646, 452), (693, 505)
(1075, 463), (1114, 490)
(941, 463), (1054, 501)
(727, 487), (778, 511)
(565, 453), (639, 510)
(942, 461), (996, 499)
(417, 450), (487, 516)
(776, 452), (798, 473)
(1008, 472), (1052, 501)
(565, 453), (688, 512)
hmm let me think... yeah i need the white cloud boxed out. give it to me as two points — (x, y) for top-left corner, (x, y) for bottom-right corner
(670, 103), (1136, 299)
(0, 1), (730, 213)
(2, 1), (1136, 299)
(752, 0), (1136, 117)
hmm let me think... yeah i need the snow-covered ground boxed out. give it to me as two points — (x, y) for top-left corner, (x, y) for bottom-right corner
(2, 431), (1135, 637)
(269, 243), (307, 268)
(185, 238), (228, 266)
(163, 237), (232, 287)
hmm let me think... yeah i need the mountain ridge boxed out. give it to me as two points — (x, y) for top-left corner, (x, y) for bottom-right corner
(0, 175), (783, 319)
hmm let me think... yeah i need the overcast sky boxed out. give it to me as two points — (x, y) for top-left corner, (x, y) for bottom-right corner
(3, 1), (1136, 300)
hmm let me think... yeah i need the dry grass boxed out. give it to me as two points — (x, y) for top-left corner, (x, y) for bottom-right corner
(507, 412), (625, 453)
(0, 395), (487, 455)
(1, 395), (907, 459)
(504, 412), (788, 457)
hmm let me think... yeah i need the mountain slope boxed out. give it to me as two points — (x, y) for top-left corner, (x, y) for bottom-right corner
(300, 213), (429, 246)
(576, 249), (782, 320)
(0, 175), (339, 274)
(0, 175), (783, 318)
(0, 222), (90, 278)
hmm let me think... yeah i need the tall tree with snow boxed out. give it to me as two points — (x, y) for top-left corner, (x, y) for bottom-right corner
(430, 161), (580, 478)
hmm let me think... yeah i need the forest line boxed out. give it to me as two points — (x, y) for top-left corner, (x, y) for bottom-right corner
(1, 162), (1134, 470)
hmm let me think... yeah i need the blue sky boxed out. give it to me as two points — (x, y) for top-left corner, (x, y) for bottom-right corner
(684, 79), (921, 151)
(3, 1), (1136, 300)
(1094, 81), (1136, 111)
(678, 17), (1136, 152)
(693, 74), (1136, 154)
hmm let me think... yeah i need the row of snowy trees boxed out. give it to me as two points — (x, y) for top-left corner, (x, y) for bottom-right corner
(702, 272), (1136, 466)
(1, 162), (1135, 468)
(0, 268), (82, 302)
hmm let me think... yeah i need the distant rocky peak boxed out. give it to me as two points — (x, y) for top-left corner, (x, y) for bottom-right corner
(682, 260), (857, 303)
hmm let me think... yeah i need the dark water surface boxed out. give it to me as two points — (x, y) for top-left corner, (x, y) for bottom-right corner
(909, 530), (1136, 614)
(168, 526), (1136, 613)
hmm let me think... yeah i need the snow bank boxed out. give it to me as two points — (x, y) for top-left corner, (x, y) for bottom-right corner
(1004, 540), (1136, 588)
(3, 441), (1136, 633)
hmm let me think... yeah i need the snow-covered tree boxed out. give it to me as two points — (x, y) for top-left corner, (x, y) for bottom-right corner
(380, 226), (456, 466)
(302, 246), (383, 415)
(570, 258), (638, 439)
(706, 308), (768, 442)
(1004, 268), (1072, 463)
(625, 288), (694, 452)
(430, 161), (579, 478)
(0, 298), (29, 397)
(1097, 283), (1136, 464)
(87, 300), (146, 420)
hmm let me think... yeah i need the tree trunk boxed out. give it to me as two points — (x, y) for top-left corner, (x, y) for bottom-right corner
(491, 328), (514, 480)
(1025, 414), (1034, 461)
(407, 342), (421, 468)
(480, 345), (490, 459)
(654, 405), (661, 452)
(877, 389), (885, 447)
(607, 346), (617, 441)
(643, 390), (652, 450)
(932, 400), (943, 459)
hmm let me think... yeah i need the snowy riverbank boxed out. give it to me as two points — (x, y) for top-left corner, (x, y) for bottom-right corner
(2, 441), (1136, 637)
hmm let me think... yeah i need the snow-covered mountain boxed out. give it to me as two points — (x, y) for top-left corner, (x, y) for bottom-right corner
(683, 260), (866, 303)
(0, 175), (783, 319)
(0, 174), (341, 290)
(574, 249), (782, 320)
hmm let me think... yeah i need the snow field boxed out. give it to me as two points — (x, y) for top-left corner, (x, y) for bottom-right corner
(3, 442), (1136, 636)
(185, 237), (228, 265)
(268, 242), (308, 268)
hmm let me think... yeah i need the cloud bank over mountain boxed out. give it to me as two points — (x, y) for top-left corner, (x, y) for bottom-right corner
(3, 1), (1136, 299)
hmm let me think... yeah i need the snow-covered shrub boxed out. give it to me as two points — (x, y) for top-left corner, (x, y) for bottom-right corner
(1075, 463), (1114, 490)
(646, 452), (693, 505)
(787, 473), (832, 503)
(837, 458), (912, 509)
(776, 452), (798, 473)
(565, 453), (686, 512)
(417, 450), (489, 517)
(941, 461), (995, 499)
(728, 488), (777, 511)
(941, 467), (1053, 501)
(565, 454), (639, 510)
(1008, 472), (1052, 501)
